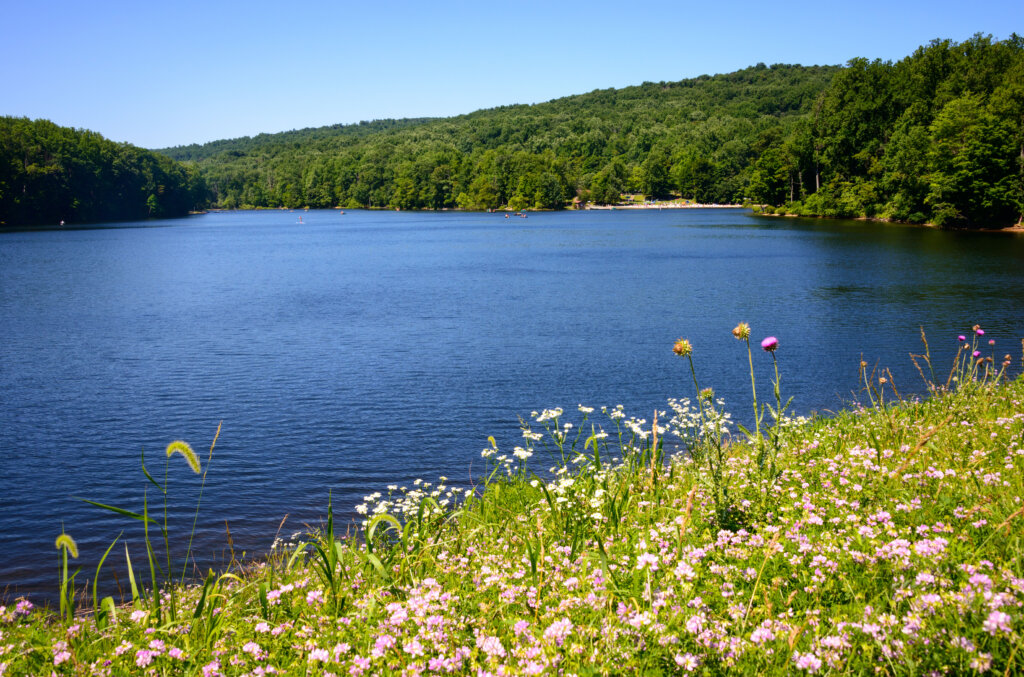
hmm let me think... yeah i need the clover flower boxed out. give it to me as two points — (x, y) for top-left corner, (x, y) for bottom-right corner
(135, 650), (154, 668)
(675, 653), (701, 671)
(983, 610), (1012, 635)
(793, 651), (823, 672)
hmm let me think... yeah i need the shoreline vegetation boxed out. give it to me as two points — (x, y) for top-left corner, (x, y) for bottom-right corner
(4, 327), (1024, 675)
(4, 36), (1021, 229)
(158, 35), (1022, 230)
(750, 206), (1024, 233)
(0, 118), (207, 228)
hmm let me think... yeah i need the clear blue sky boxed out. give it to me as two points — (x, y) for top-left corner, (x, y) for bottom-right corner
(1, 0), (1021, 149)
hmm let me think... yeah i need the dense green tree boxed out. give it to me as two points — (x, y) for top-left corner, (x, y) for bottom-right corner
(0, 117), (209, 226)
(640, 149), (672, 199)
(925, 94), (1018, 226)
(748, 148), (789, 205)
(159, 64), (838, 211)
(774, 34), (1024, 227)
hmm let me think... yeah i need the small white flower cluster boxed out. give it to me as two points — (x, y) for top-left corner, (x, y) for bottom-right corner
(667, 397), (734, 446)
(354, 481), (473, 526)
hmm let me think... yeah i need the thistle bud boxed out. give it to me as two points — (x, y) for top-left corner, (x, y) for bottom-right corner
(673, 338), (692, 357)
(699, 387), (714, 401)
(732, 322), (751, 340)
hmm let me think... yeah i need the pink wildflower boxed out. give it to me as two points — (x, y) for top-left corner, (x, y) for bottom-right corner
(983, 610), (1012, 635)
(135, 650), (154, 668)
(476, 635), (506, 659)
(349, 655), (370, 676)
(794, 652), (823, 672)
(372, 634), (396, 658)
(675, 653), (700, 671)
(636, 553), (659, 571)
(761, 336), (779, 352)
(685, 613), (706, 634)
(309, 648), (330, 663)
(543, 618), (573, 646)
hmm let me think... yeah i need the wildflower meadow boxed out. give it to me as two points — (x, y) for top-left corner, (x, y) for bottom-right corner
(2, 326), (1023, 676)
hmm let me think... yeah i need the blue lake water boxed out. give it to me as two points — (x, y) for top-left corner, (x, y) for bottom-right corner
(2, 208), (1023, 602)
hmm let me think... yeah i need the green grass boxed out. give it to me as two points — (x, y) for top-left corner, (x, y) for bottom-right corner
(2, 328), (1023, 675)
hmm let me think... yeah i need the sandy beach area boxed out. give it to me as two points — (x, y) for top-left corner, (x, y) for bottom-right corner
(585, 202), (743, 210)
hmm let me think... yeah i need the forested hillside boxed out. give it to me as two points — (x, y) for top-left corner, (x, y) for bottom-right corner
(10, 36), (1017, 228)
(752, 34), (1024, 227)
(162, 35), (1024, 228)
(161, 64), (837, 211)
(0, 118), (208, 227)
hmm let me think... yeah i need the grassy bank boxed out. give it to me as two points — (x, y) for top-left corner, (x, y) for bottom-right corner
(2, 328), (1023, 676)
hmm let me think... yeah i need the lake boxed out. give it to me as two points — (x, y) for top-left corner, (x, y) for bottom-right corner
(2, 208), (1023, 601)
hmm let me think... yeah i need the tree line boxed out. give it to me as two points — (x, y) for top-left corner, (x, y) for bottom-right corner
(165, 35), (1022, 228)
(161, 64), (836, 212)
(749, 34), (1024, 228)
(0, 117), (208, 227)
(6, 35), (1021, 229)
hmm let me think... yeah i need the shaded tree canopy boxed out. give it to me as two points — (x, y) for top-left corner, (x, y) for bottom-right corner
(755, 34), (1024, 228)
(0, 117), (209, 227)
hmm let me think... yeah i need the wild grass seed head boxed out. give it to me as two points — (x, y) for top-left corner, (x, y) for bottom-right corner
(166, 440), (201, 474)
(55, 533), (78, 559)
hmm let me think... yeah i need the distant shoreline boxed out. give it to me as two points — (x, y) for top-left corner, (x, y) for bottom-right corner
(584, 202), (743, 210)
(756, 209), (1024, 234)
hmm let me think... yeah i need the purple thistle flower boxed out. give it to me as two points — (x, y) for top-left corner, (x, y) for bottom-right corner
(977, 329), (985, 336)
(958, 335), (966, 342)
(974, 351), (981, 358)
(761, 336), (779, 352)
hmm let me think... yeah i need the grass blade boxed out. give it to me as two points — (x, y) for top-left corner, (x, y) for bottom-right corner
(77, 498), (157, 525)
